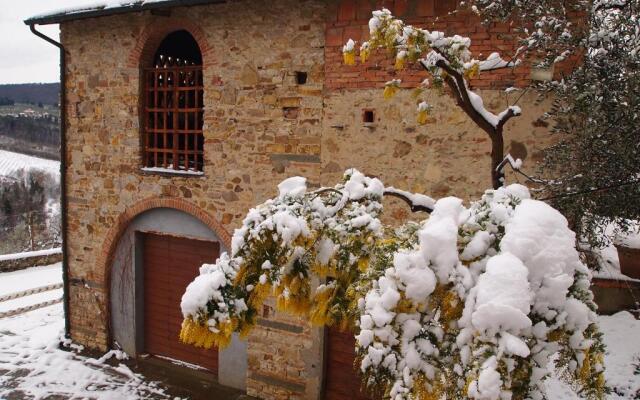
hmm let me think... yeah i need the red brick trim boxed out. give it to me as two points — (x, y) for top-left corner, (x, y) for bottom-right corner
(98, 196), (231, 347)
(100, 197), (231, 273)
(324, 2), (530, 90)
(128, 18), (213, 68)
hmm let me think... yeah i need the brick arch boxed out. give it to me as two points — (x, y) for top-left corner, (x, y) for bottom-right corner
(99, 196), (231, 344)
(127, 18), (212, 68)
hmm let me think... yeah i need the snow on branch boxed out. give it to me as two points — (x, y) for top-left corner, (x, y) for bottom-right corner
(593, 0), (628, 12)
(313, 183), (435, 213)
(478, 52), (522, 71)
(179, 170), (606, 399)
(420, 56), (521, 131)
(495, 153), (523, 172)
(383, 186), (435, 213)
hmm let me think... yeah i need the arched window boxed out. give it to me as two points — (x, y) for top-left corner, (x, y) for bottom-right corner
(143, 30), (204, 173)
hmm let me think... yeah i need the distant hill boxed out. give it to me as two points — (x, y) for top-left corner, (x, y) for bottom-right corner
(0, 83), (59, 106)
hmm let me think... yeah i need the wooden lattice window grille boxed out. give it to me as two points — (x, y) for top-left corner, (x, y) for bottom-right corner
(143, 57), (204, 173)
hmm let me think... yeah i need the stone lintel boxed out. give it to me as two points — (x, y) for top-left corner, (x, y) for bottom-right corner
(257, 318), (304, 334)
(269, 153), (321, 164)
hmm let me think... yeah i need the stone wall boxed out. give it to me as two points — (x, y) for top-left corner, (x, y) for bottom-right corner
(246, 296), (324, 400)
(59, 0), (556, 398)
(320, 89), (553, 217)
(320, 0), (556, 224)
(61, 0), (326, 397)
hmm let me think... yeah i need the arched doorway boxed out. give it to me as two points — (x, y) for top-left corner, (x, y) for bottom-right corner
(109, 207), (247, 388)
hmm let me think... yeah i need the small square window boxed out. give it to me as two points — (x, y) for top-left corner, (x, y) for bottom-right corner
(295, 71), (308, 85)
(363, 109), (375, 124)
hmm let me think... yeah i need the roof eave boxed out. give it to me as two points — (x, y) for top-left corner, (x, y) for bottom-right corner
(24, 0), (221, 26)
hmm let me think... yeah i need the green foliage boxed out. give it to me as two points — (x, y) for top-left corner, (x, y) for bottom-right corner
(0, 97), (14, 106)
(0, 114), (60, 147)
(539, 0), (640, 249)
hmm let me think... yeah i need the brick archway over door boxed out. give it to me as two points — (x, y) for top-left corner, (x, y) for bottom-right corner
(98, 196), (231, 346)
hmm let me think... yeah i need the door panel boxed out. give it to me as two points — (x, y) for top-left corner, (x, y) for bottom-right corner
(143, 233), (220, 372)
(324, 327), (371, 400)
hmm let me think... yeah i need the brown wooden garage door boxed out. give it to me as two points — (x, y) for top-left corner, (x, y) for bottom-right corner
(143, 232), (220, 372)
(324, 327), (371, 400)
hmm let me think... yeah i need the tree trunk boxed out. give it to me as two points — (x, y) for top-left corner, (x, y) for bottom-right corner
(420, 61), (517, 190)
(491, 133), (504, 189)
(27, 212), (35, 250)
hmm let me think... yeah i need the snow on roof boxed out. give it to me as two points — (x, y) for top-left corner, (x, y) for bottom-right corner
(24, 0), (219, 25)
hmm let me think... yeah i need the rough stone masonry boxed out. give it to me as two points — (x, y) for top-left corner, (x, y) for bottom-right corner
(58, 0), (556, 398)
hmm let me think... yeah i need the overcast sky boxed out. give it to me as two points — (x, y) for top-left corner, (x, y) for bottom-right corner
(0, 0), (92, 84)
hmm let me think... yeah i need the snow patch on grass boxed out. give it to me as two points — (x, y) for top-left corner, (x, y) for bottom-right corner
(0, 150), (59, 179)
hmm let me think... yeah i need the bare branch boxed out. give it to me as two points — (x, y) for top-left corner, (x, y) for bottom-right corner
(421, 58), (497, 136)
(312, 187), (344, 197)
(511, 87), (529, 107)
(496, 106), (519, 131)
(314, 186), (434, 213)
(383, 188), (434, 213)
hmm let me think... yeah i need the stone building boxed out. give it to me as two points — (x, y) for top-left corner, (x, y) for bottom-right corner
(25, 0), (555, 398)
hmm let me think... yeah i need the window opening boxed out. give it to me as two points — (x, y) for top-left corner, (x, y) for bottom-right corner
(143, 30), (204, 173)
(295, 71), (308, 85)
(363, 109), (375, 124)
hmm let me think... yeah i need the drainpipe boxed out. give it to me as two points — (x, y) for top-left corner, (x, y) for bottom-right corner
(28, 24), (70, 339)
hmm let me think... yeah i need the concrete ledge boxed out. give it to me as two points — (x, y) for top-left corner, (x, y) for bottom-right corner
(0, 248), (62, 273)
(132, 355), (246, 399)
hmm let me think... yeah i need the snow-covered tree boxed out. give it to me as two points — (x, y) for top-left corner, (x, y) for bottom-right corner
(176, 7), (617, 398)
(450, 0), (639, 248)
(537, 0), (640, 248)
(342, 4), (638, 247)
(180, 170), (605, 400)
(342, 9), (522, 189)
(464, 0), (588, 66)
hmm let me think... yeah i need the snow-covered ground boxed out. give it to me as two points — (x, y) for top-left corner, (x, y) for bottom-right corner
(599, 312), (640, 398)
(544, 311), (640, 399)
(0, 263), (176, 399)
(0, 149), (60, 178)
(0, 262), (63, 314)
(0, 263), (638, 399)
(0, 262), (62, 291)
(0, 303), (179, 399)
